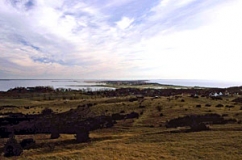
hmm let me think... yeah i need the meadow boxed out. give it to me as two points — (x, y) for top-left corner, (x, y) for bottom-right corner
(1, 86), (242, 159)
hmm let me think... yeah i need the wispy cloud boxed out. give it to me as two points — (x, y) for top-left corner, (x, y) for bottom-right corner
(0, 0), (241, 81)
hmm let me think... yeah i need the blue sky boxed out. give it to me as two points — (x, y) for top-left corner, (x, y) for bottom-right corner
(0, 0), (242, 81)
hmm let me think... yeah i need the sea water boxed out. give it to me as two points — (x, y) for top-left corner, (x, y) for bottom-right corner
(0, 79), (241, 91)
(148, 79), (242, 88)
(0, 79), (114, 91)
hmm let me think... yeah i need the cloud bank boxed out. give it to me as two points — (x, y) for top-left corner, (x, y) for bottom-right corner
(0, 0), (242, 82)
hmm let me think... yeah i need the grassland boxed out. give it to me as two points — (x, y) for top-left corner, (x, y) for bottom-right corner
(94, 80), (194, 89)
(1, 88), (242, 159)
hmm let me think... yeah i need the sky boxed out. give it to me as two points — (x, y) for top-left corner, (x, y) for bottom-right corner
(0, 0), (242, 82)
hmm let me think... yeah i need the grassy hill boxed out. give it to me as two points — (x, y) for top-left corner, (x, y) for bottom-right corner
(1, 87), (242, 159)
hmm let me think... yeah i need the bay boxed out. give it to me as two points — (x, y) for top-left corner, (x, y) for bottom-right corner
(0, 79), (114, 92)
(0, 79), (241, 92)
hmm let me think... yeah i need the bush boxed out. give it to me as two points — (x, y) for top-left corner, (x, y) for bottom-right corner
(125, 112), (139, 119)
(215, 104), (224, 108)
(50, 128), (60, 139)
(165, 113), (227, 128)
(156, 106), (162, 112)
(20, 138), (35, 149)
(112, 113), (125, 120)
(139, 105), (145, 108)
(211, 96), (222, 100)
(41, 108), (53, 115)
(225, 105), (234, 109)
(120, 110), (125, 113)
(222, 114), (228, 117)
(189, 122), (209, 132)
(75, 128), (90, 143)
(4, 135), (23, 157)
(129, 97), (138, 102)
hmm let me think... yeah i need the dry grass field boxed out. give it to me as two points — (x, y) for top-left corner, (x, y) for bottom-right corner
(1, 90), (242, 159)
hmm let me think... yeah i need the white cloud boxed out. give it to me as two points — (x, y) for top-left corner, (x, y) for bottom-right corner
(0, 0), (242, 82)
(116, 17), (134, 30)
(131, 0), (242, 81)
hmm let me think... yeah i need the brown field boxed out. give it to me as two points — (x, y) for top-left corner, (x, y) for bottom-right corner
(1, 90), (242, 159)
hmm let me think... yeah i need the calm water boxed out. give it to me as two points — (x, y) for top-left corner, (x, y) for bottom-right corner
(0, 79), (241, 91)
(148, 79), (242, 88)
(0, 79), (114, 91)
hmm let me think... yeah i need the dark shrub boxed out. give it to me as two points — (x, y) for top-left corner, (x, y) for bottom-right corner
(189, 122), (209, 132)
(226, 118), (237, 123)
(125, 112), (139, 119)
(4, 135), (23, 157)
(222, 114), (228, 117)
(41, 108), (53, 115)
(50, 129), (60, 139)
(215, 104), (223, 108)
(181, 99), (185, 102)
(86, 103), (93, 107)
(160, 113), (164, 117)
(225, 105), (234, 109)
(129, 97), (138, 102)
(211, 96), (222, 100)
(120, 110), (125, 113)
(139, 105), (145, 108)
(75, 128), (90, 143)
(20, 138), (35, 149)
(196, 105), (201, 108)
(77, 104), (85, 108)
(205, 104), (211, 107)
(165, 114), (227, 128)
(0, 127), (12, 138)
(112, 113), (125, 120)
(156, 106), (162, 112)
(232, 98), (242, 103)
(190, 94), (199, 98)
(105, 120), (115, 128)
(1, 105), (17, 108)
(235, 113), (239, 116)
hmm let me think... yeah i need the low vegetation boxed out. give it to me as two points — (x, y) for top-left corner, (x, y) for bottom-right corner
(1, 85), (242, 159)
